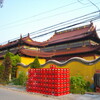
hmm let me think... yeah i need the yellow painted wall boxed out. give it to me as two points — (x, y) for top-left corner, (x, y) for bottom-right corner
(42, 60), (100, 84)
(95, 55), (99, 59)
(0, 60), (3, 64)
(83, 56), (94, 61)
(16, 55), (100, 84)
(16, 57), (46, 78)
(21, 56), (46, 65)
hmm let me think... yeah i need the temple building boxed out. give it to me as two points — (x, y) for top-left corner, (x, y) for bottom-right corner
(0, 22), (100, 63)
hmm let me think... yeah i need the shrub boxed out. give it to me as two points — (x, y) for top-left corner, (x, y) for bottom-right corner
(85, 81), (94, 92)
(12, 71), (27, 86)
(70, 75), (86, 94)
(0, 64), (5, 83)
(70, 75), (94, 94)
(30, 56), (41, 68)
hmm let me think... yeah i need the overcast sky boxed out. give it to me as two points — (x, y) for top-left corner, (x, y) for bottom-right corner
(0, 0), (100, 44)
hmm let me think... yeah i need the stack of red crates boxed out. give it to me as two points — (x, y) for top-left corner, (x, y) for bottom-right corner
(26, 66), (70, 96)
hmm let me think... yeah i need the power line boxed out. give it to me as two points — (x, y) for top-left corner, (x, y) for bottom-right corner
(0, 5), (100, 45)
(0, 14), (100, 45)
(31, 15), (100, 39)
(0, 1), (100, 31)
(0, 1), (78, 28)
(29, 11), (99, 37)
(78, 0), (100, 15)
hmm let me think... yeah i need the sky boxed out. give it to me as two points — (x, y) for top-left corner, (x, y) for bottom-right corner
(0, 0), (100, 44)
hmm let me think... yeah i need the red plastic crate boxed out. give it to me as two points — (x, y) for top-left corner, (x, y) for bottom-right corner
(27, 67), (70, 96)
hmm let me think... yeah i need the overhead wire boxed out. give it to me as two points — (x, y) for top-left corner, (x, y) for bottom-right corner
(0, 1), (78, 28)
(0, 1), (100, 44)
(0, 1), (100, 31)
(31, 15), (100, 39)
(78, 0), (100, 15)
(29, 11), (99, 37)
(32, 16), (100, 45)
(1, 12), (100, 45)
(1, 10), (99, 43)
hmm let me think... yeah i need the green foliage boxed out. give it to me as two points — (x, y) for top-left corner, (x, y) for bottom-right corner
(11, 54), (20, 79)
(11, 66), (18, 79)
(70, 76), (86, 94)
(4, 51), (20, 79)
(12, 71), (27, 86)
(70, 75), (93, 94)
(3, 51), (12, 81)
(0, 64), (5, 83)
(30, 56), (41, 68)
(0, 51), (21, 84)
(11, 54), (21, 67)
(4, 51), (20, 67)
(85, 81), (94, 92)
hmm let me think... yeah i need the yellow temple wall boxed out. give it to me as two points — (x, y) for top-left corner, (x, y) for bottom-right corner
(16, 56), (46, 78)
(83, 56), (94, 61)
(41, 60), (100, 84)
(16, 55), (100, 84)
(0, 60), (2, 64)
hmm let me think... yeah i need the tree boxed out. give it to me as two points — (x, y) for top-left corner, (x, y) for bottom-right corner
(0, 64), (5, 83)
(3, 51), (12, 82)
(10, 54), (21, 79)
(30, 56), (41, 68)
(2, 51), (21, 82)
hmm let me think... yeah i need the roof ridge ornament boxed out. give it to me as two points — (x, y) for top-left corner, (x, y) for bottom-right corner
(28, 33), (30, 37)
(90, 21), (93, 25)
(20, 34), (22, 39)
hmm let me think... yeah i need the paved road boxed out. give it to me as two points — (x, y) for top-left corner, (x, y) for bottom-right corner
(0, 86), (100, 100)
(0, 87), (56, 100)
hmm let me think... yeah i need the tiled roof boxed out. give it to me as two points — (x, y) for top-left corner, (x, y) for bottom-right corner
(19, 48), (54, 57)
(0, 40), (18, 50)
(0, 49), (18, 58)
(45, 23), (99, 45)
(21, 36), (42, 46)
(0, 45), (99, 59)
(18, 45), (100, 58)
(0, 23), (99, 49)
(19, 23), (100, 46)
(54, 45), (100, 56)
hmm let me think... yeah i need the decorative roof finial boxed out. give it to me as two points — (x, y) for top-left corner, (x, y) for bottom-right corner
(20, 34), (22, 39)
(90, 21), (93, 25)
(55, 30), (57, 34)
(28, 33), (30, 37)
(8, 40), (10, 43)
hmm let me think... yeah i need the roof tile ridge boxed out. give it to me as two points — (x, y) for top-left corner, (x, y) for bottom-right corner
(87, 23), (100, 41)
(87, 22), (95, 32)
(24, 35), (43, 43)
(46, 33), (56, 42)
(55, 23), (92, 35)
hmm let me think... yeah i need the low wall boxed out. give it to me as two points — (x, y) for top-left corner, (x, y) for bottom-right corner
(17, 57), (100, 84)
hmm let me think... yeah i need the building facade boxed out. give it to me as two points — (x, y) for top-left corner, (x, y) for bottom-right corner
(0, 22), (100, 62)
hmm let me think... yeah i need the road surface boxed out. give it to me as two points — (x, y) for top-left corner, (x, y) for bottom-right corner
(0, 86), (100, 100)
(0, 87), (56, 100)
